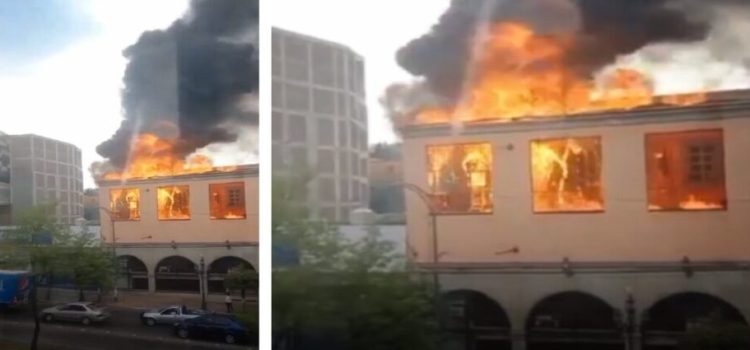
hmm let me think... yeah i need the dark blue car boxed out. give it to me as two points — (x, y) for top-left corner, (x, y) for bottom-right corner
(174, 314), (251, 345)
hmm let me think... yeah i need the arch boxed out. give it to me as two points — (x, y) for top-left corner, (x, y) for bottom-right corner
(439, 289), (512, 350)
(116, 255), (149, 291)
(526, 291), (622, 350)
(644, 291), (747, 332)
(154, 255), (199, 293)
(207, 256), (255, 294)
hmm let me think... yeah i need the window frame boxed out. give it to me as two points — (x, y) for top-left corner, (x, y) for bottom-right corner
(156, 185), (192, 221)
(644, 128), (727, 212)
(109, 188), (142, 221)
(529, 135), (605, 214)
(209, 182), (247, 220)
(424, 141), (494, 216)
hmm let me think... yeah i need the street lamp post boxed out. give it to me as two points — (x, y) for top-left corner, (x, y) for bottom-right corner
(625, 288), (636, 350)
(199, 257), (207, 310)
(99, 207), (118, 302)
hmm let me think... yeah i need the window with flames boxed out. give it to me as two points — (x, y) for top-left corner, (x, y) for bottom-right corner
(531, 137), (604, 213)
(426, 143), (493, 213)
(157, 185), (191, 220)
(646, 129), (726, 211)
(110, 188), (141, 220)
(210, 182), (247, 220)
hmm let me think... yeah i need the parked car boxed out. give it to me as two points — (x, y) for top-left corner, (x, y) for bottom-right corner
(174, 314), (250, 345)
(140, 305), (206, 326)
(41, 302), (110, 325)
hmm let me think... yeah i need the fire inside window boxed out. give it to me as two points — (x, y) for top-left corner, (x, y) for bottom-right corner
(426, 143), (492, 213)
(110, 188), (141, 220)
(210, 182), (246, 220)
(531, 137), (604, 213)
(646, 129), (726, 211)
(157, 185), (191, 220)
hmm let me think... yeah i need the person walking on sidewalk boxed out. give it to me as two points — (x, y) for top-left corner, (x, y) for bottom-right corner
(225, 291), (233, 313)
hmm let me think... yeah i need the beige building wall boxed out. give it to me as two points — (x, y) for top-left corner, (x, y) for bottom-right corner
(402, 109), (750, 264)
(98, 171), (258, 245)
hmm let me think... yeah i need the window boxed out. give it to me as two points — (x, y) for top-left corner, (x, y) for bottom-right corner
(110, 188), (141, 220)
(646, 129), (726, 211)
(158, 185), (191, 220)
(210, 182), (246, 220)
(426, 143), (493, 213)
(531, 137), (603, 213)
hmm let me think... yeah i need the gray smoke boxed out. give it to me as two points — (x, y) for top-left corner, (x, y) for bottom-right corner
(390, 0), (749, 120)
(96, 0), (258, 169)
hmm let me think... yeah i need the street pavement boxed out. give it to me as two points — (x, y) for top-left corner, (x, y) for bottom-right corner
(0, 305), (254, 350)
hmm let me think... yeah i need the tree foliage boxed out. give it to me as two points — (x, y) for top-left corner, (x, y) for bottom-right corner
(0, 205), (114, 301)
(272, 176), (437, 350)
(225, 266), (258, 300)
(680, 321), (750, 350)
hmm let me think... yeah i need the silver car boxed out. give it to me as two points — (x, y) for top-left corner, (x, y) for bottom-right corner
(41, 302), (110, 325)
(140, 305), (205, 326)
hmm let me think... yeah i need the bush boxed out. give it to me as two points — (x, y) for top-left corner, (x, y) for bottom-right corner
(680, 322), (750, 350)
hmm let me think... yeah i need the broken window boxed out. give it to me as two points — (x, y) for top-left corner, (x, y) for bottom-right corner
(426, 143), (493, 213)
(531, 137), (604, 213)
(646, 129), (726, 211)
(210, 182), (246, 219)
(110, 188), (140, 220)
(157, 185), (191, 220)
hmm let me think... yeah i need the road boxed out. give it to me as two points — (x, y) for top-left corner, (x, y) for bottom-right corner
(0, 306), (254, 350)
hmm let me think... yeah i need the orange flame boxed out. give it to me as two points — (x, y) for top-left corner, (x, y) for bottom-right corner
(103, 133), (235, 181)
(414, 23), (707, 125)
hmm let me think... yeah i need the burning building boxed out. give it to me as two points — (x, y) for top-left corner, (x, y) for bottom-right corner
(92, 0), (259, 297)
(394, 1), (750, 349)
(97, 164), (258, 294)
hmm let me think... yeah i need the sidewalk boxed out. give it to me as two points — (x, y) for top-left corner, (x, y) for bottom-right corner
(42, 288), (257, 313)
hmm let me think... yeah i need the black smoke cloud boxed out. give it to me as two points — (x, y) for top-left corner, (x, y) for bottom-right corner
(97, 0), (258, 169)
(395, 0), (740, 103)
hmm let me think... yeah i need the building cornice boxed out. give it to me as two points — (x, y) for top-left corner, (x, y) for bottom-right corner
(400, 91), (750, 139)
(96, 164), (258, 187)
(414, 260), (750, 274)
(105, 241), (258, 249)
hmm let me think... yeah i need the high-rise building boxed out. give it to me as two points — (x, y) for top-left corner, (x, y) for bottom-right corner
(272, 27), (369, 223)
(8, 134), (84, 224)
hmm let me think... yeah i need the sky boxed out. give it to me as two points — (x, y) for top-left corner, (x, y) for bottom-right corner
(271, 0), (451, 146)
(0, 0), (190, 188)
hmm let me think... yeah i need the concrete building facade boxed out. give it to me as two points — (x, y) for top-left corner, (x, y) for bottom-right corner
(5, 134), (83, 225)
(271, 27), (369, 223)
(400, 91), (750, 350)
(97, 165), (258, 295)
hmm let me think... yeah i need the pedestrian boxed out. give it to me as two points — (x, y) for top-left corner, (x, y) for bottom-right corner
(225, 291), (233, 313)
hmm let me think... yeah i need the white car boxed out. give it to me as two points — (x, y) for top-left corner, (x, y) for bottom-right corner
(140, 305), (206, 326)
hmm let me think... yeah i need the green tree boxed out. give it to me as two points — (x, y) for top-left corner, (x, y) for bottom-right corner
(225, 266), (258, 310)
(58, 231), (114, 302)
(272, 176), (437, 350)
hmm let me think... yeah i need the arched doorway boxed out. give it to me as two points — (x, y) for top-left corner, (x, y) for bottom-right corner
(642, 292), (749, 350)
(440, 290), (512, 350)
(117, 255), (148, 291)
(207, 256), (254, 294)
(155, 256), (199, 293)
(526, 291), (622, 350)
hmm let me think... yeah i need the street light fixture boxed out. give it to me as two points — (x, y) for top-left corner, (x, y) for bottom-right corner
(99, 206), (118, 302)
(199, 257), (207, 310)
(400, 182), (441, 299)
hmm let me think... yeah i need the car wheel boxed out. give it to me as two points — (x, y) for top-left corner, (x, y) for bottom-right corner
(224, 334), (236, 344)
(144, 318), (156, 326)
(177, 328), (189, 339)
(43, 314), (53, 322)
(81, 317), (91, 326)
